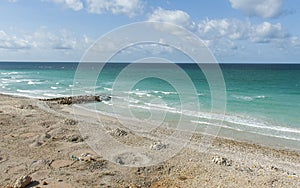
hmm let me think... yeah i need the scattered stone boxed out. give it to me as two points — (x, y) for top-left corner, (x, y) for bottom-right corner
(71, 153), (96, 162)
(271, 165), (279, 171)
(116, 157), (125, 165)
(87, 160), (107, 172)
(13, 175), (32, 188)
(150, 142), (168, 150)
(64, 119), (78, 125)
(212, 156), (232, 166)
(42, 181), (48, 185)
(110, 128), (128, 137)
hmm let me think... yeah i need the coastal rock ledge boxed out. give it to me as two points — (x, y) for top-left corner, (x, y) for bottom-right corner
(40, 95), (111, 105)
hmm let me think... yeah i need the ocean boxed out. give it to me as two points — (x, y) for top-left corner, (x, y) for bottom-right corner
(1, 62), (299, 150)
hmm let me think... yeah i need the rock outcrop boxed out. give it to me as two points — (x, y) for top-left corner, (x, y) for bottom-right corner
(40, 95), (111, 105)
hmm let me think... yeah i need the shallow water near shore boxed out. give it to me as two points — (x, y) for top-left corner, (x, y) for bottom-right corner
(0, 62), (300, 150)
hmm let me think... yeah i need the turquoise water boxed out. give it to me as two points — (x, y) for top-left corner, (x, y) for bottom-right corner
(1, 62), (299, 149)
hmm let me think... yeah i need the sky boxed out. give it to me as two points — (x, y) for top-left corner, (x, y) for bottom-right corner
(0, 0), (300, 63)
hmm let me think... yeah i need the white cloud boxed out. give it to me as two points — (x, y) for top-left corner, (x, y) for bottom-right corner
(49, 0), (84, 11)
(0, 30), (31, 49)
(86, 0), (144, 17)
(0, 28), (87, 51)
(198, 18), (249, 40)
(229, 0), (284, 18)
(250, 22), (287, 43)
(148, 7), (195, 30)
(198, 18), (288, 44)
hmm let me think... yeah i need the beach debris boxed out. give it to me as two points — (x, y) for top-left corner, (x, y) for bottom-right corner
(150, 142), (168, 150)
(13, 175), (32, 188)
(212, 156), (232, 166)
(40, 95), (111, 105)
(109, 128), (128, 137)
(71, 154), (80, 161)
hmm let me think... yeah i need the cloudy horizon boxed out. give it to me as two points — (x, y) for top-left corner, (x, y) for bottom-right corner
(1, 0), (299, 63)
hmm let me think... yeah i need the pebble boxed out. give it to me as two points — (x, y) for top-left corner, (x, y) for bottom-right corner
(110, 128), (128, 137)
(150, 142), (168, 150)
(64, 119), (78, 125)
(212, 156), (232, 166)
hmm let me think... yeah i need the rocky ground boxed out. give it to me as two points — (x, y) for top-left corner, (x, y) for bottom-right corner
(0, 94), (299, 188)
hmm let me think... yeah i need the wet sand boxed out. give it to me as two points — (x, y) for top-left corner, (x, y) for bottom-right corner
(0, 94), (299, 187)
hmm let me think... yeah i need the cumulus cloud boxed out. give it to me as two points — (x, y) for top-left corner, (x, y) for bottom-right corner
(49, 0), (84, 11)
(148, 7), (195, 30)
(0, 28), (86, 51)
(198, 18), (288, 43)
(250, 22), (288, 43)
(198, 18), (249, 40)
(86, 0), (144, 17)
(0, 30), (31, 49)
(229, 0), (284, 18)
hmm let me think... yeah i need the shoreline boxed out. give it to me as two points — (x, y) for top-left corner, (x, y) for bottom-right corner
(0, 93), (299, 187)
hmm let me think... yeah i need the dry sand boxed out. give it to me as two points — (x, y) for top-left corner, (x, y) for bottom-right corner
(0, 94), (299, 187)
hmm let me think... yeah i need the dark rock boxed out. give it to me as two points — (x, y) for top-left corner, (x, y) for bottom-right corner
(40, 95), (111, 105)
(67, 135), (84, 143)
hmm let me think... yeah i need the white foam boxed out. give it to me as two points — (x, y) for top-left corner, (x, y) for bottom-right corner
(27, 81), (35, 85)
(0, 71), (22, 75)
(43, 93), (64, 97)
(145, 102), (175, 110)
(232, 95), (267, 101)
(104, 87), (112, 91)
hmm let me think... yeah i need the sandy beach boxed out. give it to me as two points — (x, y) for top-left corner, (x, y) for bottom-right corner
(0, 94), (299, 188)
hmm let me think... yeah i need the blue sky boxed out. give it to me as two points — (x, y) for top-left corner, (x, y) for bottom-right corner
(0, 0), (300, 63)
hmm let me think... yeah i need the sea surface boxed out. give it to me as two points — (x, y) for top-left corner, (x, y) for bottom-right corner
(1, 62), (299, 150)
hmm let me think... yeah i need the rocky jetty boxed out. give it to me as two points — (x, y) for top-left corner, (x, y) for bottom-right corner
(40, 95), (111, 105)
